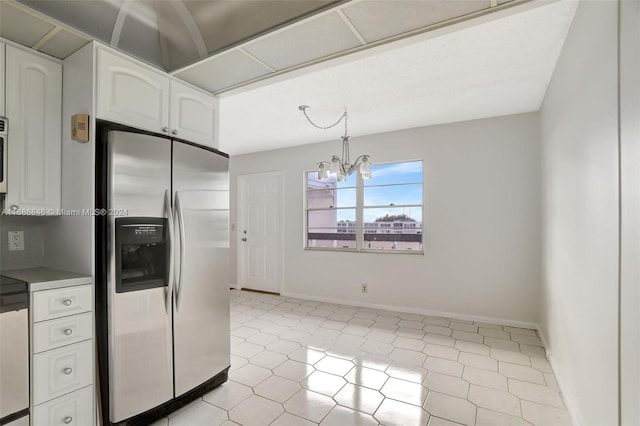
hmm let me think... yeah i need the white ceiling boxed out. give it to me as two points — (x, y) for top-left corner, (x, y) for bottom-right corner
(9, 0), (512, 93)
(219, 0), (578, 156)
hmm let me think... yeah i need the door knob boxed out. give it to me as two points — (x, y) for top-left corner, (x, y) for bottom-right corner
(241, 238), (247, 242)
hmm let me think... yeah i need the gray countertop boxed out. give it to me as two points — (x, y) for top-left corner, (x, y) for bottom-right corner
(2, 267), (93, 291)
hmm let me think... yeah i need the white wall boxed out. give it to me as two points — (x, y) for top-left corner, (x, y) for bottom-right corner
(231, 112), (541, 325)
(619, 0), (640, 423)
(0, 216), (50, 270)
(539, 1), (620, 424)
(43, 43), (95, 275)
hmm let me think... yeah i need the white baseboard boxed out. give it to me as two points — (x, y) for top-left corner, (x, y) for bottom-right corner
(537, 328), (582, 425)
(280, 290), (538, 330)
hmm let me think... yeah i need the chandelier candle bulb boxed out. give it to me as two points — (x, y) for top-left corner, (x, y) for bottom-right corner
(299, 105), (372, 180)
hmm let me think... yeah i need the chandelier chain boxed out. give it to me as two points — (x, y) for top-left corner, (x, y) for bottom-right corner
(301, 107), (348, 136)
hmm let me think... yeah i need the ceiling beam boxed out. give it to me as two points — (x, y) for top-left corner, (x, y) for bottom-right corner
(32, 26), (61, 50)
(337, 9), (367, 46)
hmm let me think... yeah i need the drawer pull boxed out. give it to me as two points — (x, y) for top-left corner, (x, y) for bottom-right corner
(63, 328), (73, 336)
(62, 299), (73, 306)
(63, 416), (73, 424)
(63, 367), (73, 375)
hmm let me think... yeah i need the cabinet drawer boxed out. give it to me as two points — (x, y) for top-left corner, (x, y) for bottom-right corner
(32, 385), (93, 426)
(33, 312), (93, 353)
(33, 340), (93, 405)
(33, 285), (92, 322)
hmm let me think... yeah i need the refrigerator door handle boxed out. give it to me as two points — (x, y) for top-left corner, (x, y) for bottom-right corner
(164, 190), (175, 316)
(174, 191), (186, 312)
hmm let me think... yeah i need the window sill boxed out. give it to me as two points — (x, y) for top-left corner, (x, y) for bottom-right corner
(304, 247), (424, 255)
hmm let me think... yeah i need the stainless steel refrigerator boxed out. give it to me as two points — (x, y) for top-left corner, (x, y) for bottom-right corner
(95, 121), (230, 425)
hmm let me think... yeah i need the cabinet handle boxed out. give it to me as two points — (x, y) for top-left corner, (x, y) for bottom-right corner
(162, 127), (169, 133)
(63, 416), (73, 424)
(63, 367), (73, 375)
(63, 328), (73, 336)
(171, 130), (178, 135)
(62, 299), (72, 306)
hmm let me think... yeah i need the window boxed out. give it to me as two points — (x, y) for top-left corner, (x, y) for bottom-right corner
(305, 160), (423, 252)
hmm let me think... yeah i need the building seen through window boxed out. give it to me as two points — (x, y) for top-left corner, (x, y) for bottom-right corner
(306, 160), (423, 252)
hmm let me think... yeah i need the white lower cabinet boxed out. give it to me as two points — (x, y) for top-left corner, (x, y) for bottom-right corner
(5, 416), (29, 426)
(31, 284), (94, 426)
(0, 42), (5, 117)
(32, 386), (93, 426)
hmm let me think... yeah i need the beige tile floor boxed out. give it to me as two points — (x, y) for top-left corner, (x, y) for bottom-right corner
(152, 290), (572, 426)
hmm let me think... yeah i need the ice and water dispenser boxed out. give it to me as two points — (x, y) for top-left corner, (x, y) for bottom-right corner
(115, 217), (169, 293)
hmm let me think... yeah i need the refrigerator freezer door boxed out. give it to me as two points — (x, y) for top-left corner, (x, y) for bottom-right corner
(108, 131), (174, 422)
(172, 141), (230, 397)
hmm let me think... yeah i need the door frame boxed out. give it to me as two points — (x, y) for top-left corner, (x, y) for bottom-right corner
(237, 170), (285, 294)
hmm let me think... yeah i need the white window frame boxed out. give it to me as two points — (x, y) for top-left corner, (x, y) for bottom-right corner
(304, 159), (424, 254)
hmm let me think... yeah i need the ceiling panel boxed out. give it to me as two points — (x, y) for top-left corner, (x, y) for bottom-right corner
(184, 0), (341, 56)
(18, 0), (122, 43)
(244, 12), (362, 71)
(342, 0), (492, 43)
(0, 2), (55, 47)
(175, 50), (273, 93)
(38, 29), (90, 59)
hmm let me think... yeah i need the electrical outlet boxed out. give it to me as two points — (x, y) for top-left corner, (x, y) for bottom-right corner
(8, 231), (25, 252)
(361, 283), (368, 294)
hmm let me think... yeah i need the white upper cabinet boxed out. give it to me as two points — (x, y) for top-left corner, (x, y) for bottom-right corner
(169, 79), (218, 148)
(96, 47), (219, 148)
(6, 46), (62, 214)
(0, 42), (5, 117)
(96, 48), (170, 134)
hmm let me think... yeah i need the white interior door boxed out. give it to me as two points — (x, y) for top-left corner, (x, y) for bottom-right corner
(238, 172), (283, 293)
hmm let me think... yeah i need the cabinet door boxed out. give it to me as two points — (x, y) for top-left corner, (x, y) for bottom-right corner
(0, 42), (5, 117)
(169, 79), (219, 148)
(33, 340), (93, 405)
(97, 48), (169, 134)
(5, 46), (61, 213)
